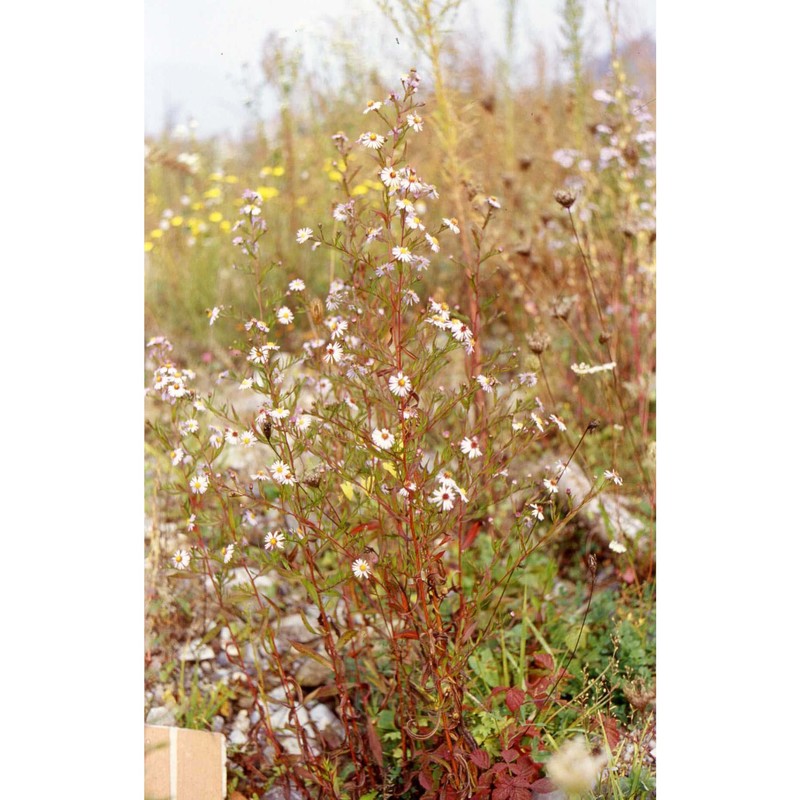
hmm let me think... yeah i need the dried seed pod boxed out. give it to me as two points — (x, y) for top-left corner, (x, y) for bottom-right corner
(550, 295), (577, 320)
(554, 188), (576, 209)
(309, 297), (324, 325)
(526, 333), (550, 354)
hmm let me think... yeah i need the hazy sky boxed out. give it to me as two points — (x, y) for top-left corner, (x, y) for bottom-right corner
(145, 0), (655, 137)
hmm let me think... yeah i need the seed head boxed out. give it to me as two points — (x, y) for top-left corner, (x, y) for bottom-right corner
(554, 188), (576, 209)
(309, 297), (324, 325)
(526, 333), (550, 354)
(599, 329), (613, 345)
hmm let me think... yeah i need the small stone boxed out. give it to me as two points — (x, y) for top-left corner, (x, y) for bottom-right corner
(276, 613), (322, 644)
(179, 638), (215, 662)
(234, 709), (250, 732)
(146, 706), (176, 727)
(308, 703), (344, 747)
(211, 715), (225, 733)
(228, 728), (248, 746)
(295, 657), (331, 687)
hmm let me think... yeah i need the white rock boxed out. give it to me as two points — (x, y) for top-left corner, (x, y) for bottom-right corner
(146, 706), (176, 726)
(179, 638), (215, 662)
(228, 728), (248, 746)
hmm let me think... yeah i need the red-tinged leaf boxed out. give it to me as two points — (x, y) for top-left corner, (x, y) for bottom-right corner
(419, 770), (434, 791)
(599, 714), (622, 751)
(365, 715), (384, 768)
(462, 520), (481, 549)
(288, 640), (334, 672)
(505, 687), (526, 713)
(533, 652), (554, 672)
(470, 748), (491, 770)
(509, 755), (538, 780)
(395, 630), (419, 640)
(501, 748), (519, 763)
(621, 565), (637, 584)
(349, 521), (378, 536)
(460, 621), (478, 643)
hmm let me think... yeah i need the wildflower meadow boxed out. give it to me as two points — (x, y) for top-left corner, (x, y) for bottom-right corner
(145, 2), (656, 797)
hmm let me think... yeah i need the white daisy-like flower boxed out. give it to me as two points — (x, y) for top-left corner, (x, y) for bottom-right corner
(239, 377), (254, 390)
(224, 428), (240, 445)
(609, 540), (627, 554)
(395, 197), (415, 214)
(476, 374), (495, 392)
(529, 503), (545, 522)
(352, 558), (372, 579)
(530, 413), (545, 432)
(392, 245), (413, 263)
(326, 318), (348, 339)
(406, 113), (424, 132)
(268, 407), (291, 421)
(244, 318), (270, 333)
(250, 468), (269, 482)
(264, 531), (286, 551)
(189, 473), (209, 494)
(358, 131), (386, 149)
(511, 421), (524, 432)
(543, 477), (559, 495)
(430, 484), (456, 511)
(460, 436), (482, 459)
(440, 476), (468, 502)
(371, 428), (395, 450)
(449, 320), (473, 343)
(172, 549), (191, 570)
(222, 543), (235, 563)
(247, 345), (272, 365)
(239, 430), (256, 447)
(406, 215), (425, 231)
(276, 306), (294, 325)
(243, 509), (258, 526)
(271, 460), (296, 485)
(604, 469), (623, 486)
(186, 514), (197, 532)
(206, 306), (221, 325)
(363, 100), (382, 114)
(208, 426), (223, 448)
(179, 419), (199, 436)
(294, 414), (313, 432)
(549, 414), (567, 432)
(380, 164), (402, 191)
(425, 233), (440, 252)
(324, 342), (343, 363)
(389, 372), (413, 398)
(169, 448), (184, 466)
(296, 227), (313, 244)
(486, 195), (501, 209)
(400, 170), (422, 194)
(442, 217), (460, 234)
(288, 279), (305, 292)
